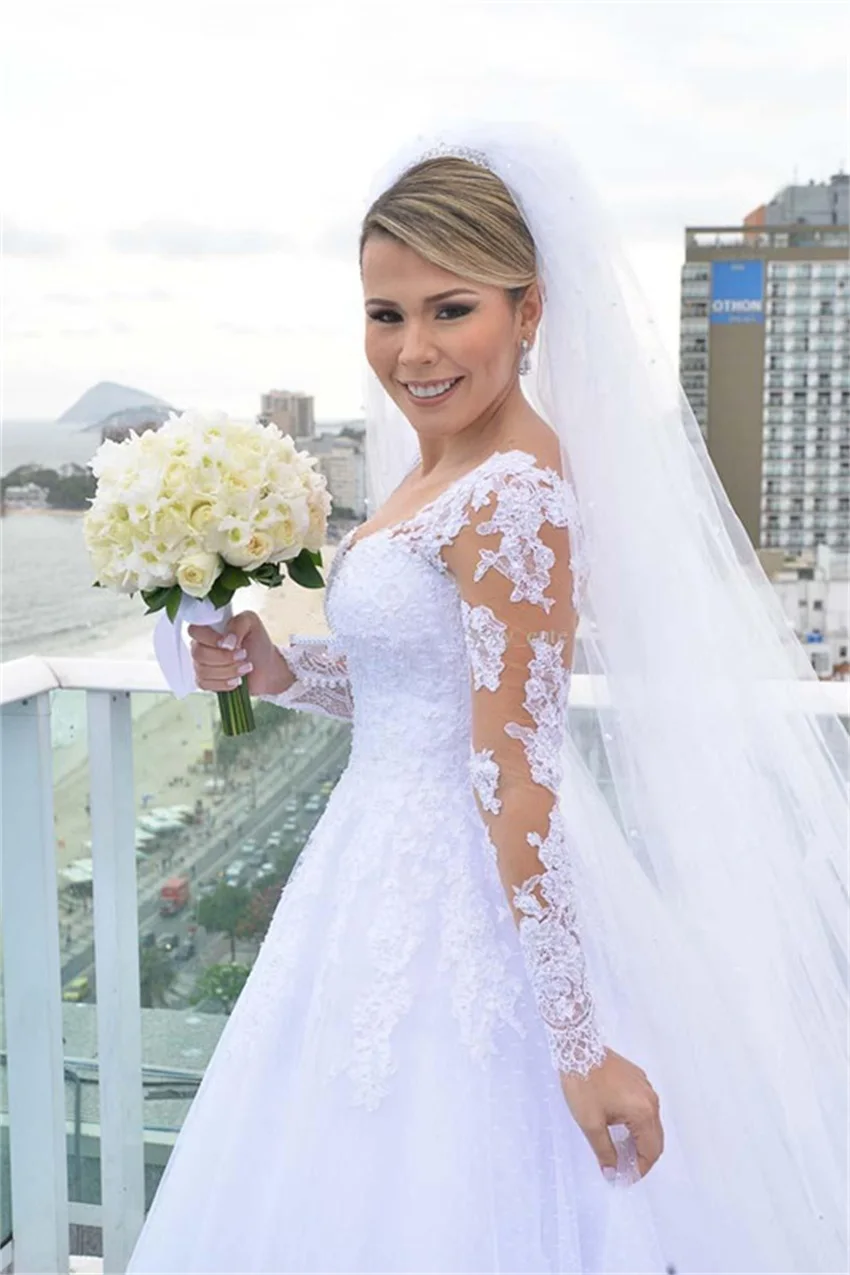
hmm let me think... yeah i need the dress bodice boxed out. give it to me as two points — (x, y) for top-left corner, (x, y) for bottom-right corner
(263, 447), (606, 1083)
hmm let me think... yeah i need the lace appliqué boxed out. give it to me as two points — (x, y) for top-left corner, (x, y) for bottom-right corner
(461, 600), (507, 691)
(515, 804), (606, 1075)
(398, 450), (589, 615)
(504, 634), (572, 793)
(261, 635), (354, 721)
(470, 748), (502, 815)
(507, 634), (605, 1075)
(323, 794), (524, 1111)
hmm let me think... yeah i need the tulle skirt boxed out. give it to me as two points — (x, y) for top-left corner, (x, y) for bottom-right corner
(126, 741), (847, 1274)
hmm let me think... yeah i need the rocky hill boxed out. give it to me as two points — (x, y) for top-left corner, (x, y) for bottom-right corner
(56, 381), (172, 429)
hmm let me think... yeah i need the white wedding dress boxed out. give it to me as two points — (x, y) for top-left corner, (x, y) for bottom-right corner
(126, 447), (845, 1274)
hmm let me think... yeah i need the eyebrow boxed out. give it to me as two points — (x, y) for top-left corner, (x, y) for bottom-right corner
(364, 288), (479, 306)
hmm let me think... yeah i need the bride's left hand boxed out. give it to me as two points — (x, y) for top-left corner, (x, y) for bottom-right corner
(559, 1047), (664, 1181)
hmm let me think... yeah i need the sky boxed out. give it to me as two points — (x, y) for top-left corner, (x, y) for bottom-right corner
(2, 0), (847, 423)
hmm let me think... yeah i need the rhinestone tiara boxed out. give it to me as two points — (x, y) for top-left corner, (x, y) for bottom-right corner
(412, 141), (493, 172)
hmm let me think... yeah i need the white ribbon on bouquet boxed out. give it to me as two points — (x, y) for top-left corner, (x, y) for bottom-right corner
(153, 597), (233, 699)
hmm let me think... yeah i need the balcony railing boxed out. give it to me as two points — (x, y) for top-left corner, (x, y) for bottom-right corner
(1, 655), (848, 1274)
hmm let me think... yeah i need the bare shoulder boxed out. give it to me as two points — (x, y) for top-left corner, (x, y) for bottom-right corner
(500, 417), (565, 484)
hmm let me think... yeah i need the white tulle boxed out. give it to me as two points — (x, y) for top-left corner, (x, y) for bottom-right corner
(359, 120), (850, 1269)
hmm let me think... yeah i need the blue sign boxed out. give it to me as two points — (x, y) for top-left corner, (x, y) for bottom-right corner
(710, 261), (764, 325)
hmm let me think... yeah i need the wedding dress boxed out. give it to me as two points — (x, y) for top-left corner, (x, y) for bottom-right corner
(126, 445), (840, 1275)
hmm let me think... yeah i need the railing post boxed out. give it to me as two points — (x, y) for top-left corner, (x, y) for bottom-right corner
(0, 692), (69, 1274)
(87, 691), (145, 1273)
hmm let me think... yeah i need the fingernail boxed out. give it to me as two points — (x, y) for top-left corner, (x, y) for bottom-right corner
(233, 649), (248, 662)
(226, 677), (241, 688)
(237, 662), (253, 676)
(602, 1167), (616, 1182)
(218, 634), (238, 650)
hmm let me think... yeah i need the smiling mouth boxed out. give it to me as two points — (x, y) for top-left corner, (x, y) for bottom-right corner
(401, 377), (463, 404)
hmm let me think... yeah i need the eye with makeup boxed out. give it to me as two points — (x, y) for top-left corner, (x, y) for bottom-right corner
(366, 303), (476, 324)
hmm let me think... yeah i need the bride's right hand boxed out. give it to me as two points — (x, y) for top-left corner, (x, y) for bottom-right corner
(187, 610), (292, 698)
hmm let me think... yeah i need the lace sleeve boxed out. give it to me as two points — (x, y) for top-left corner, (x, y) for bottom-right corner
(259, 634), (354, 722)
(442, 457), (607, 1077)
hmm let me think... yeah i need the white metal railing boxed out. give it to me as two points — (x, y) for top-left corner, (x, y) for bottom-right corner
(0, 656), (848, 1273)
(2, 663), (154, 1274)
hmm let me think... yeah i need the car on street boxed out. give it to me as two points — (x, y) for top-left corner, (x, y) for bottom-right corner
(282, 817), (298, 832)
(283, 797), (298, 813)
(251, 860), (277, 883)
(174, 936), (196, 962)
(224, 859), (249, 887)
(62, 974), (90, 1002)
(156, 933), (181, 953)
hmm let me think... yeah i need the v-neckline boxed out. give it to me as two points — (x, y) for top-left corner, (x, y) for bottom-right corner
(337, 448), (527, 566)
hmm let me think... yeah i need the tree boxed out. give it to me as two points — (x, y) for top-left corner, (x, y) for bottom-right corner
(0, 462), (95, 509)
(196, 883), (251, 962)
(189, 963), (251, 1015)
(139, 944), (177, 1008)
(275, 846), (302, 887)
(235, 880), (284, 945)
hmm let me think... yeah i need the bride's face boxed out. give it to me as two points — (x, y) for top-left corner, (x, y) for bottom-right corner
(361, 235), (536, 432)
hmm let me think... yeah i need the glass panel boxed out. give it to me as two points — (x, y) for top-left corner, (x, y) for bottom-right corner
(132, 689), (352, 1207)
(0, 928), (9, 1249)
(51, 688), (103, 1256)
(55, 689), (95, 999)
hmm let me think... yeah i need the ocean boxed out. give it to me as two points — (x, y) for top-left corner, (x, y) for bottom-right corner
(1, 418), (101, 474)
(1, 419), (153, 664)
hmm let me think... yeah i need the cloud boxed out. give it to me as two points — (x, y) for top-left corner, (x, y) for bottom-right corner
(4, 222), (69, 256)
(107, 221), (295, 258)
(313, 218), (360, 264)
(107, 288), (172, 303)
(44, 291), (91, 306)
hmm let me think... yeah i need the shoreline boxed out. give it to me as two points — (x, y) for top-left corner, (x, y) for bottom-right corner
(1, 506), (86, 518)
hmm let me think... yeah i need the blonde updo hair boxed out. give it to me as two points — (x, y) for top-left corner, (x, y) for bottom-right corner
(359, 156), (538, 307)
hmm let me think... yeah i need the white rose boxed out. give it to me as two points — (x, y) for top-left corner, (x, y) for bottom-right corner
(176, 551), (220, 598)
(222, 530), (274, 569)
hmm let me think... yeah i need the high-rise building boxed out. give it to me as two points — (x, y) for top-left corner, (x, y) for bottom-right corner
(259, 389), (315, 440)
(679, 173), (849, 554)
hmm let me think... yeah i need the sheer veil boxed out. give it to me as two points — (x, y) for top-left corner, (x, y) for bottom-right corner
(359, 119), (849, 1269)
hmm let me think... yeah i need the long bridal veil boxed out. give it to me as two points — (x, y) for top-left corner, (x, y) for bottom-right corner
(359, 119), (849, 1271)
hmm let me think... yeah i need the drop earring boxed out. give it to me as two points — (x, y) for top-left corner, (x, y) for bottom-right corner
(519, 337), (532, 376)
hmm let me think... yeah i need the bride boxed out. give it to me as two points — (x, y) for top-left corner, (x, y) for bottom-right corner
(127, 120), (849, 1273)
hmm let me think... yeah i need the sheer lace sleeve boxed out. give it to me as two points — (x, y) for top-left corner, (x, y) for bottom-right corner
(442, 457), (607, 1077)
(260, 635), (354, 722)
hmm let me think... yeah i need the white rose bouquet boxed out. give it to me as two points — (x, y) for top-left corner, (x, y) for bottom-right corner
(83, 409), (330, 735)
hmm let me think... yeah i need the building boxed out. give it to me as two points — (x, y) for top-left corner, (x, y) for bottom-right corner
(746, 172), (849, 228)
(679, 174), (849, 555)
(758, 543), (850, 678)
(259, 389), (315, 441)
(2, 481), (49, 509)
(303, 428), (367, 520)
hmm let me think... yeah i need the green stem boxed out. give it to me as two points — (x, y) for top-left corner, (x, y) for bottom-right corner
(216, 679), (255, 736)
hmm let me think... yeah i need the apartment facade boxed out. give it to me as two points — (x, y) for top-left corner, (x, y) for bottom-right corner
(259, 389), (315, 441)
(679, 176), (849, 554)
